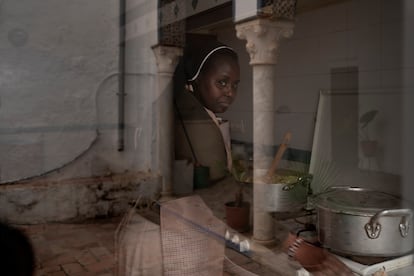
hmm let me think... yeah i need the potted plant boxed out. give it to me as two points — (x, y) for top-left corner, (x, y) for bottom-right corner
(359, 109), (379, 157)
(224, 159), (251, 233)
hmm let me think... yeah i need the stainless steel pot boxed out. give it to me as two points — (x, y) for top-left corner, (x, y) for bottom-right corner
(311, 187), (413, 257)
(256, 173), (311, 212)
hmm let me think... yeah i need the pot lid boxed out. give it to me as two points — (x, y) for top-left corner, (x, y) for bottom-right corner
(311, 187), (403, 215)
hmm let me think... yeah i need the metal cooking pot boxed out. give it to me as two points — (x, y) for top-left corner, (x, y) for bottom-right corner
(310, 186), (413, 257)
(256, 173), (311, 212)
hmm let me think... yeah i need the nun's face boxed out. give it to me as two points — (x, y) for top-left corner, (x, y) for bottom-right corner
(195, 54), (240, 113)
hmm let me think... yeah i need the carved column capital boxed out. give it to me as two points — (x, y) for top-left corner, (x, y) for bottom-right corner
(152, 45), (183, 74)
(235, 18), (294, 65)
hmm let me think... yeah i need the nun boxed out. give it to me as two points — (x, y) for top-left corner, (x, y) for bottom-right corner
(173, 40), (240, 181)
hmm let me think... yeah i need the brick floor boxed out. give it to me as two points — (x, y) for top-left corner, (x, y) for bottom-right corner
(17, 217), (121, 276)
(17, 216), (273, 276)
(15, 210), (291, 275)
(10, 177), (293, 275)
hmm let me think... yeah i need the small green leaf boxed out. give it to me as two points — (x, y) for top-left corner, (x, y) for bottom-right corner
(360, 110), (378, 128)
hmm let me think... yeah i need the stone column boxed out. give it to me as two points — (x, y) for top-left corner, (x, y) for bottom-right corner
(152, 45), (182, 200)
(236, 18), (294, 243)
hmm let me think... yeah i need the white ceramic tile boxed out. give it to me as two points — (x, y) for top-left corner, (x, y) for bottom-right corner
(402, 0), (414, 68)
(276, 37), (323, 76)
(402, 28), (414, 68)
(358, 92), (403, 174)
(403, 68), (414, 88)
(274, 113), (316, 151)
(274, 75), (327, 113)
(381, 0), (404, 24)
(359, 71), (381, 90)
(226, 0), (410, 158)
(380, 21), (404, 69)
(379, 69), (404, 88)
(348, 0), (381, 29)
(294, 1), (349, 40)
(318, 31), (356, 73)
(352, 25), (381, 71)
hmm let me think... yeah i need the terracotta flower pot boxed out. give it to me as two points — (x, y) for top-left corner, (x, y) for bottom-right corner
(282, 233), (353, 274)
(360, 140), (378, 157)
(225, 201), (250, 233)
(283, 233), (325, 270)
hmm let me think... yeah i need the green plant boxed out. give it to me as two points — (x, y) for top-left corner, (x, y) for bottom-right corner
(230, 159), (251, 207)
(359, 109), (378, 140)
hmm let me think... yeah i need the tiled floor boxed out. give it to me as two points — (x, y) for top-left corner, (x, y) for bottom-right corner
(14, 177), (290, 276)
(18, 216), (266, 276)
(14, 177), (245, 276)
(17, 216), (286, 276)
(18, 217), (122, 276)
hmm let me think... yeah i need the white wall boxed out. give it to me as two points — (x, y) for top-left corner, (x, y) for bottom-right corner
(0, 0), (158, 183)
(222, 0), (406, 175)
(1, 0), (408, 182)
(402, 0), (414, 203)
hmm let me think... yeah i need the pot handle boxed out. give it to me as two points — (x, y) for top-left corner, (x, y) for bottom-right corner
(365, 209), (413, 239)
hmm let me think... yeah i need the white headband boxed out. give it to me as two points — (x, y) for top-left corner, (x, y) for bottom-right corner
(187, 46), (235, 82)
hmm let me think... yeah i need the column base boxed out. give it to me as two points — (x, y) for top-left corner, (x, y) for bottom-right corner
(158, 193), (176, 203)
(252, 237), (277, 246)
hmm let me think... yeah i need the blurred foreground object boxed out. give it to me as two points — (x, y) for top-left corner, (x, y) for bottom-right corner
(116, 195), (302, 275)
(0, 221), (35, 276)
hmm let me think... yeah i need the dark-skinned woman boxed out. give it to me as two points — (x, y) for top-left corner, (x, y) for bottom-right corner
(174, 40), (240, 182)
